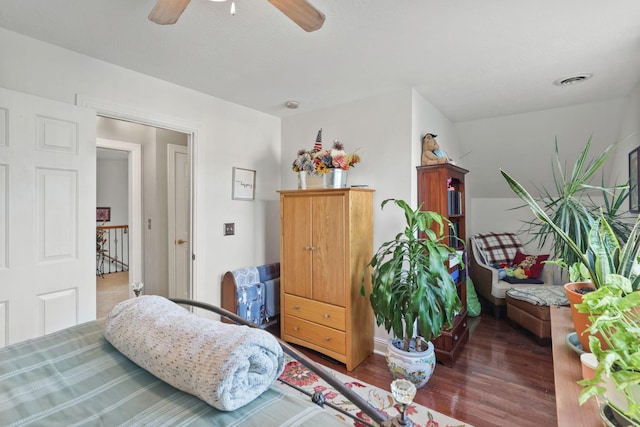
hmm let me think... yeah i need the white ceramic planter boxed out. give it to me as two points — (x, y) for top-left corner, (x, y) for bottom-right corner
(385, 338), (436, 389)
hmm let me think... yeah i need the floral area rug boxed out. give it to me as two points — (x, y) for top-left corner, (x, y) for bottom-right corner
(277, 358), (471, 427)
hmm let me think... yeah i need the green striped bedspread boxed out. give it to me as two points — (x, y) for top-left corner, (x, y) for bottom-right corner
(0, 321), (348, 426)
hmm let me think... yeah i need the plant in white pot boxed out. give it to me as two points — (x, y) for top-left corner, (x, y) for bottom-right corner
(361, 199), (462, 388)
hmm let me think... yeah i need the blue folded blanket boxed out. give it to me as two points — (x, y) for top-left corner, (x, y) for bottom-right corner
(104, 295), (284, 411)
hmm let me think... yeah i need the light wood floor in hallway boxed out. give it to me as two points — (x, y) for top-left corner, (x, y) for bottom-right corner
(96, 271), (129, 318)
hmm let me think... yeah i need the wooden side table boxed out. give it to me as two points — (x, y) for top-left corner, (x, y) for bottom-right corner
(550, 305), (601, 426)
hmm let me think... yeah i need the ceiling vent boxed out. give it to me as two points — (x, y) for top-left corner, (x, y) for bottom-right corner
(553, 73), (593, 86)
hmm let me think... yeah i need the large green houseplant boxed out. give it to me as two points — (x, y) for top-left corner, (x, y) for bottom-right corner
(510, 138), (630, 272)
(360, 199), (462, 387)
(501, 143), (640, 423)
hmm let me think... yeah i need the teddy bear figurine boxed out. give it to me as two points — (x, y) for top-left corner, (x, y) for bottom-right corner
(421, 133), (448, 166)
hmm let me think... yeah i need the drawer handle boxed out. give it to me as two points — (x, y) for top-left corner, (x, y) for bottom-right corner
(324, 337), (330, 342)
(294, 326), (299, 332)
(463, 322), (467, 328)
(305, 246), (311, 250)
(293, 305), (300, 310)
(454, 335), (458, 341)
(323, 314), (330, 319)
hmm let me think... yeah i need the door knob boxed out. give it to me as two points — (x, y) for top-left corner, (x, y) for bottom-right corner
(177, 239), (188, 245)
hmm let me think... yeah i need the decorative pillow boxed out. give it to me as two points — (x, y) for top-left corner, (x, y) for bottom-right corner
(473, 232), (523, 266)
(512, 251), (549, 279)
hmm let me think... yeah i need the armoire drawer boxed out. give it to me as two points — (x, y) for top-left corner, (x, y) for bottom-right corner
(283, 314), (346, 355)
(284, 294), (345, 330)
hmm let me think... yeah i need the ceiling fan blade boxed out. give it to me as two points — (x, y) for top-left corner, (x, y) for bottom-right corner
(148, 0), (191, 25)
(268, 0), (325, 32)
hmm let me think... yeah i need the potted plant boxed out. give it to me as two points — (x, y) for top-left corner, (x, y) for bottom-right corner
(360, 199), (462, 388)
(292, 134), (360, 189)
(502, 165), (640, 341)
(577, 276), (640, 424)
(502, 145), (640, 423)
(508, 138), (630, 273)
(500, 138), (631, 350)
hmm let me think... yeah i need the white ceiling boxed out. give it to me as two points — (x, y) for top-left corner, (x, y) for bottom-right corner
(1, 0), (640, 122)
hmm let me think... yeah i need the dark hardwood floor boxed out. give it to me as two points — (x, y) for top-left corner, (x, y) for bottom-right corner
(297, 313), (556, 427)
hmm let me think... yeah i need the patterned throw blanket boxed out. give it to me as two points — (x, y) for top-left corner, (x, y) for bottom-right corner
(104, 295), (284, 411)
(506, 286), (569, 306)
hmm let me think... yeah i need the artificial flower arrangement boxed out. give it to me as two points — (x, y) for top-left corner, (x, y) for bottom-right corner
(292, 140), (360, 175)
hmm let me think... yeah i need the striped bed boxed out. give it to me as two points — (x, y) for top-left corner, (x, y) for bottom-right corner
(0, 301), (379, 426)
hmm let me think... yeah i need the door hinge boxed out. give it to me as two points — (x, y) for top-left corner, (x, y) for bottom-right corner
(192, 254), (196, 261)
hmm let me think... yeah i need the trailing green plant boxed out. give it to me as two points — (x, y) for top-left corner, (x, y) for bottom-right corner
(576, 276), (640, 422)
(508, 138), (631, 272)
(360, 199), (462, 352)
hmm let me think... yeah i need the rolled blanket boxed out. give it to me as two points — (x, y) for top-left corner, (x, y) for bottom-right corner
(103, 295), (284, 411)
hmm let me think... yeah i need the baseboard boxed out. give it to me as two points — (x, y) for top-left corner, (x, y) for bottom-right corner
(373, 336), (387, 356)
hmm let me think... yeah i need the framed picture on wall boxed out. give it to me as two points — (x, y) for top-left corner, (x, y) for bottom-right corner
(96, 207), (111, 222)
(629, 147), (640, 213)
(232, 167), (256, 200)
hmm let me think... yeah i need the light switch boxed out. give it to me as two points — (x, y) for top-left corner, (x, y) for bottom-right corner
(224, 223), (235, 236)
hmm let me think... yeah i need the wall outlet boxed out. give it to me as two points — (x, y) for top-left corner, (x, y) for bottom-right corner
(224, 223), (235, 236)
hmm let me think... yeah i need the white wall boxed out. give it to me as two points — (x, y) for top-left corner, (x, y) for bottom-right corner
(281, 89), (461, 351)
(455, 98), (628, 241)
(282, 89), (413, 253)
(0, 28), (281, 312)
(411, 89), (462, 203)
(611, 82), (640, 188)
(96, 156), (128, 226)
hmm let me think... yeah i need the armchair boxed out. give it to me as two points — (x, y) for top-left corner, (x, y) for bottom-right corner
(469, 232), (555, 319)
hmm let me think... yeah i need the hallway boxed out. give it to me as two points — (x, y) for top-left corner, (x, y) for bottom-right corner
(96, 271), (129, 318)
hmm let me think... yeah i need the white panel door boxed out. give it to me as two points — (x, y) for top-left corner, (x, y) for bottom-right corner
(167, 144), (190, 300)
(0, 87), (96, 346)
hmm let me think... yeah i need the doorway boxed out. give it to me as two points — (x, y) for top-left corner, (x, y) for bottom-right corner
(95, 117), (192, 317)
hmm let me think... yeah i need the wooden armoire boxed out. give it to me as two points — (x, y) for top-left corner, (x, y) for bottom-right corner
(279, 188), (374, 371)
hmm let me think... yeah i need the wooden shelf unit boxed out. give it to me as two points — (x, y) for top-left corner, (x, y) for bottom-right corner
(417, 163), (469, 367)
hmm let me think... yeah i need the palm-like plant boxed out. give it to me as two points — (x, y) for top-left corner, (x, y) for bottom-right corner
(502, 138), (640, 423)
(361, 199), (462, 352)
(511, 138), (630, 272)
(502, 169), (640, 290)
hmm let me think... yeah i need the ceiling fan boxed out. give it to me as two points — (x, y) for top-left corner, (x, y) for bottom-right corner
(148, 0), (325, 32)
